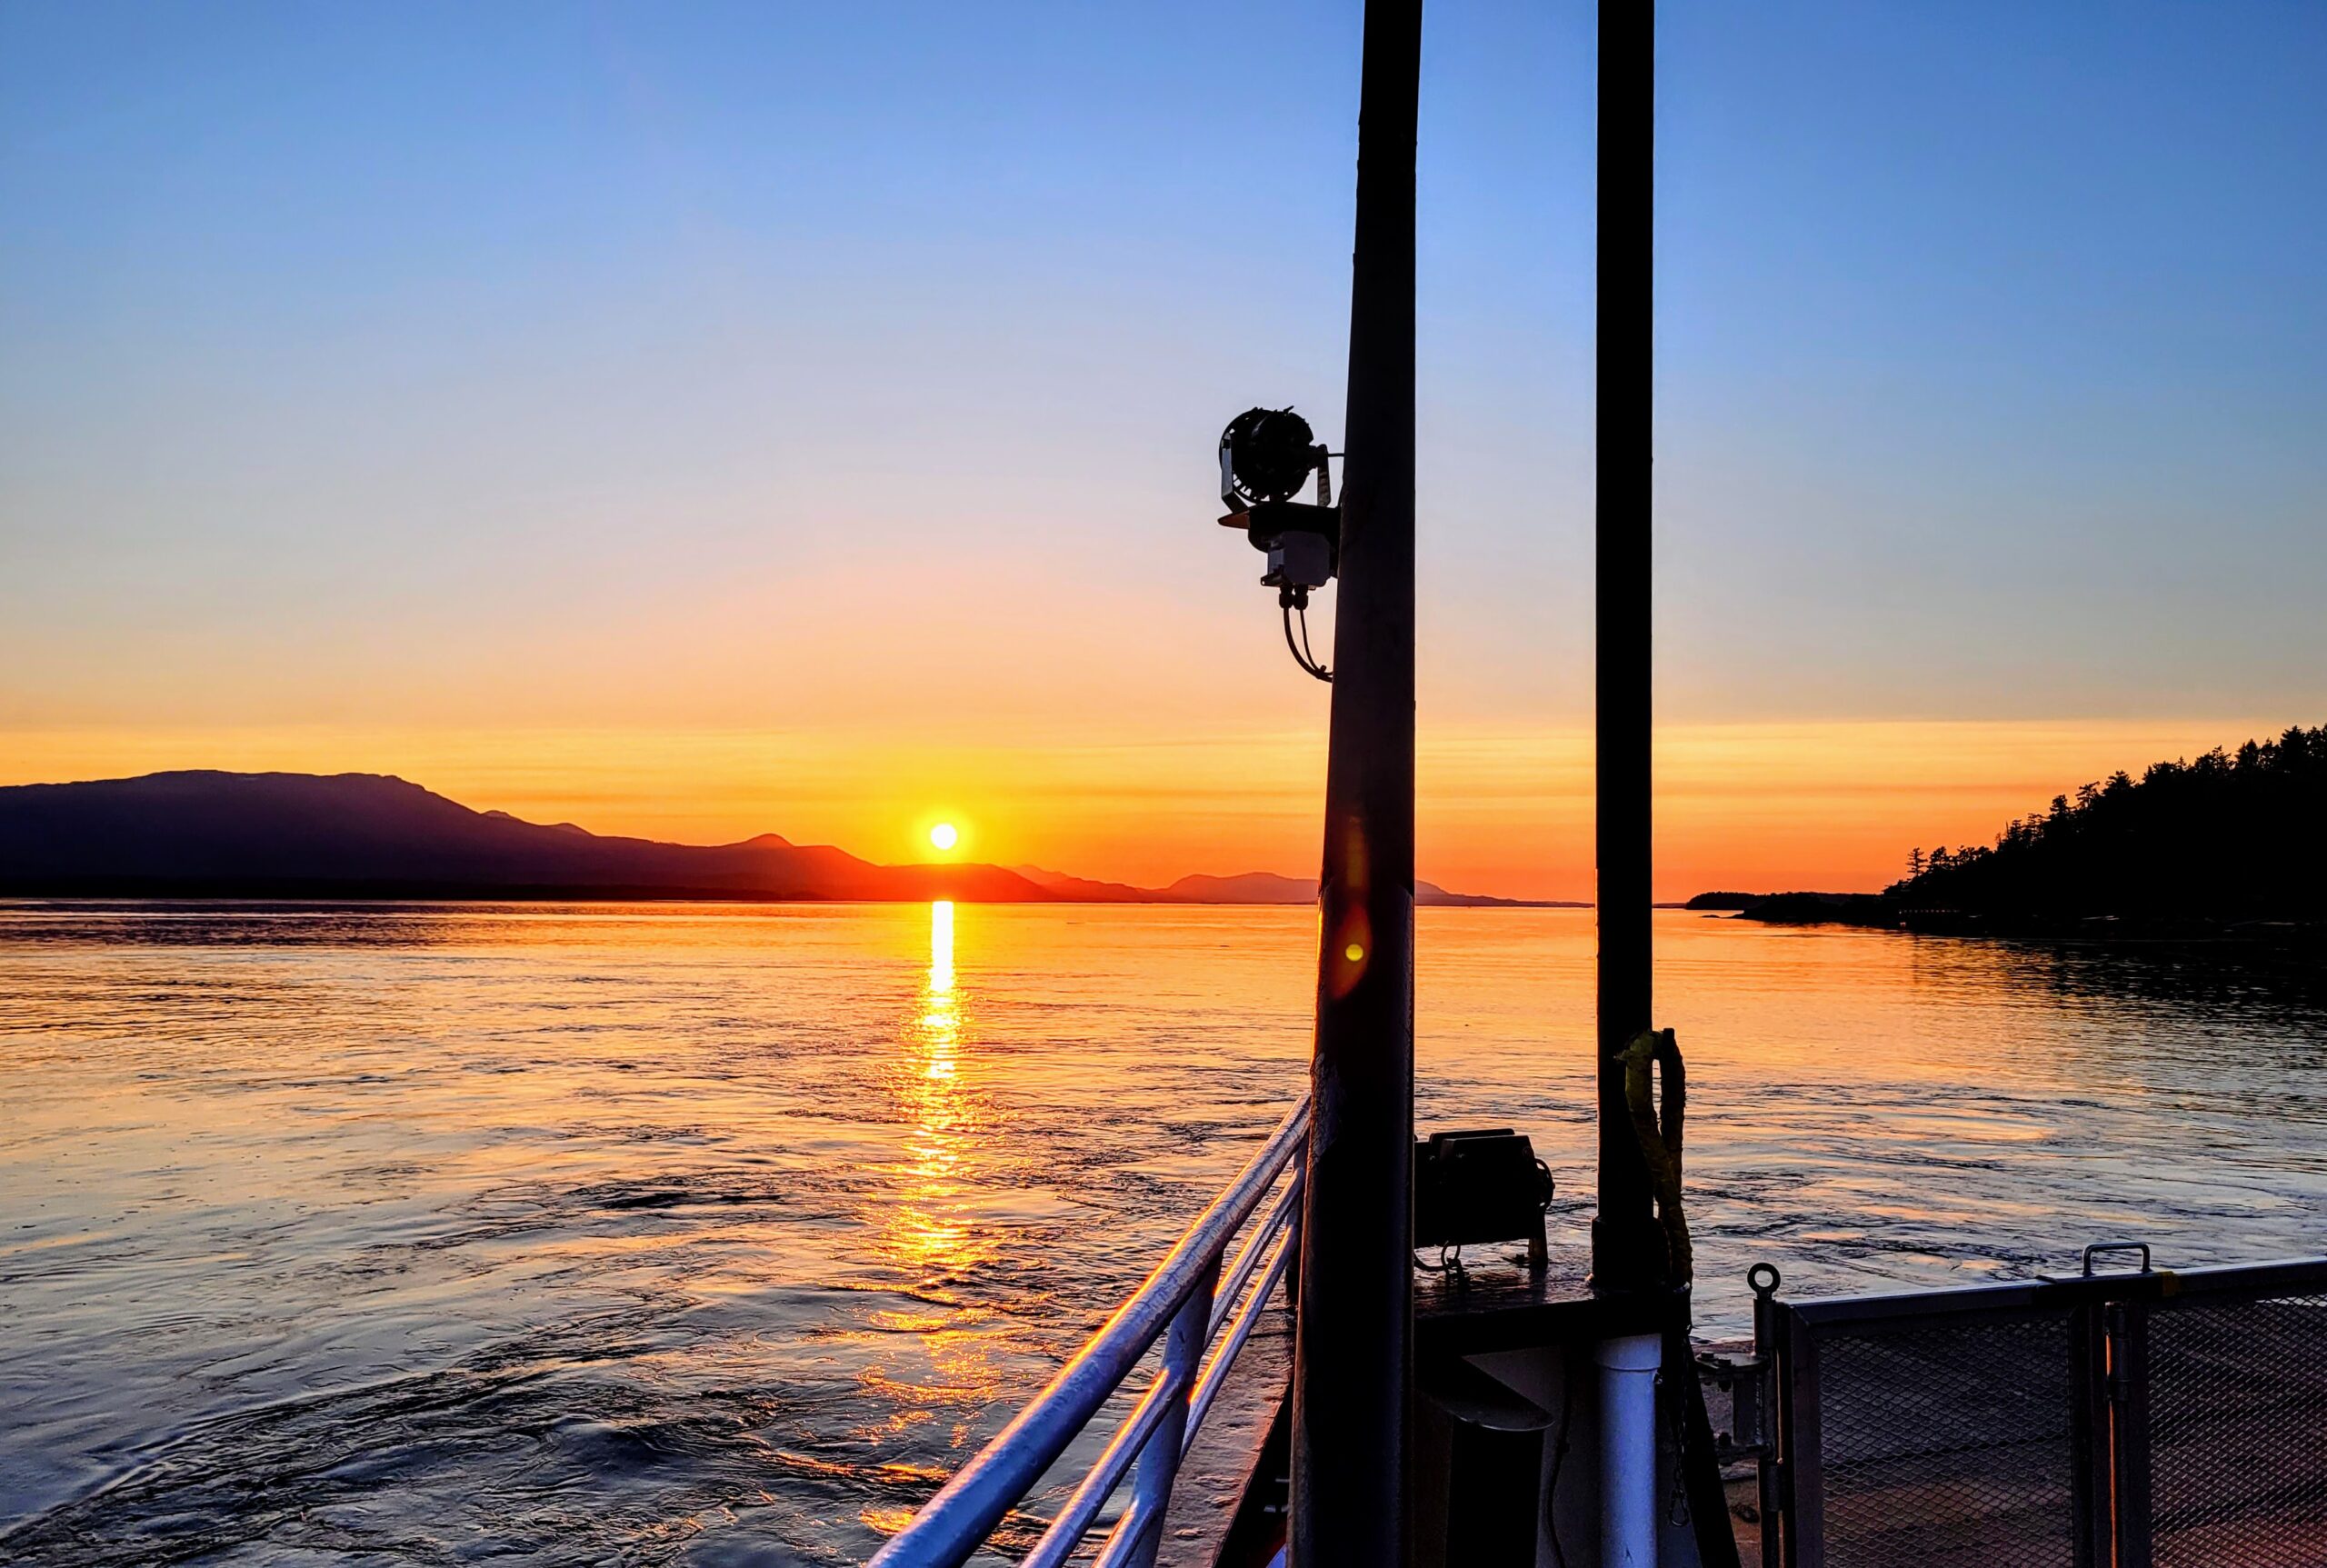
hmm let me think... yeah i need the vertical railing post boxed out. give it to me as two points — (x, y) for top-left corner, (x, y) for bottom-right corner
(2107, 1299), (2153, 1568)
(2071, 1302), (2109, 1568)
(1284, 1163), (1305, 1307)
(1753, 1280), (1786, 1568)
(1126, 1257), (1219, 1568)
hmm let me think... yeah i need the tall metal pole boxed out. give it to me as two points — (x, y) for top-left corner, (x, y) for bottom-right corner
(1290, 0), (1421, 1561)
(1593, 0), (1662, 1290)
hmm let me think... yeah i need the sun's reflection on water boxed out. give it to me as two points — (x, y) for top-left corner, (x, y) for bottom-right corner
(927, 899), (954, 997)
(893, 901), (980, 1274)
(864, 901), (1006, 1453)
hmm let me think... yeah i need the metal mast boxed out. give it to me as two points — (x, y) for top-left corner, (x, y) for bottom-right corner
(1288, 0), (1422, 1561)
(1593, 0), (1661, 1289)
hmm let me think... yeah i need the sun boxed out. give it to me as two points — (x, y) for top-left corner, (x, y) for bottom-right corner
(928, 822), (959, 852)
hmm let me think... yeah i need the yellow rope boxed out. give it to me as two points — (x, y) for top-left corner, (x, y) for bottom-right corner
(1620, 1027), (1692, 1285)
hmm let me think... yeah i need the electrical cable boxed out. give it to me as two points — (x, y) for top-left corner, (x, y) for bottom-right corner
(1282, 600), (1333, 683)
(1298, 603), (1328, 676)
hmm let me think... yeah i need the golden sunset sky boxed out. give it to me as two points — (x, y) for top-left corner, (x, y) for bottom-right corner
(5, 5), (2323, 900)
(3, 719), (2289, 903)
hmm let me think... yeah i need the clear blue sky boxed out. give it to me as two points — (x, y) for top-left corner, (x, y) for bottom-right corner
(3, 2), (2324, 888)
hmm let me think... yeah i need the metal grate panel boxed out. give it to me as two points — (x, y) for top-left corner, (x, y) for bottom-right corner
(1814, 1312), (2079, 1568)
(2149, 1291), (2327, 1568)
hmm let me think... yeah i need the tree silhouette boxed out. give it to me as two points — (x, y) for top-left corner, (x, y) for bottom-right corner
(1885, 724), (2327, 921)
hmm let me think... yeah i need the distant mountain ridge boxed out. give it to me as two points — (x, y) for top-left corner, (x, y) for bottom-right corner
(0, 772), (1556, 906)
(1019, 868), (1561, 908)
(0, 771), (1044, 903)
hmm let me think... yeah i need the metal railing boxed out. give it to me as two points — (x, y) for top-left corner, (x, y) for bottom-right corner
(870, 1096), (1310, 1568)
(1746, 1250), (2327, 1568)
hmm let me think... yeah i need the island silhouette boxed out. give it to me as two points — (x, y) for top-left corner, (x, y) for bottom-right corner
(0, 771), (1565, 907)
(1705, 722), (2326, 936)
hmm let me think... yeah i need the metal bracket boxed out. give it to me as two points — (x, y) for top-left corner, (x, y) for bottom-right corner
(1696, 1348), (1773, 1464)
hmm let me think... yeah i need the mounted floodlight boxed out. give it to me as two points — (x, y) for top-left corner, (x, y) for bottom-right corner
(1213, 405), (1341, 683)
(1220, 406), (1324, 511)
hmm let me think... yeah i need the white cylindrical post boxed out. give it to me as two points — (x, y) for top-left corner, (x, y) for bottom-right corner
(1598, 1333), (1662, 1568)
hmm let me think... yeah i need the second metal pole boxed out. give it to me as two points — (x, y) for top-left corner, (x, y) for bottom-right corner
(1593, 0), (1663, 1292)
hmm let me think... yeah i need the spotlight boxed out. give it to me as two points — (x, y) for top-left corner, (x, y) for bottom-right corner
(1212, 405), (1343, 684)
(1220, 406), (1323, 510)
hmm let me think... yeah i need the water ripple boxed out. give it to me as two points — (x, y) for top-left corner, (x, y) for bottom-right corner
(4, 902), (2324, 1562)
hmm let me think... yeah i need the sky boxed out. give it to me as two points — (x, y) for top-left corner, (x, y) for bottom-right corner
(4, 1), (2323, 899)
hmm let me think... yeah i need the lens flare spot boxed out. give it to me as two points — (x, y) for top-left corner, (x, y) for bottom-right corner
(1345, 942), (1365, 963)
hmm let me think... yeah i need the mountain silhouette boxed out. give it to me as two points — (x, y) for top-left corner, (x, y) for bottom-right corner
(0, 772), (1042, 902)
(1012, 864), (1552, 906)
(1149, 871), (1564, 908)
(0, 772), (1554, 905)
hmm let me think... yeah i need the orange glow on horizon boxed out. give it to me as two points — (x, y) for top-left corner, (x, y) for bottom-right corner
(0, 715), (2293, 902)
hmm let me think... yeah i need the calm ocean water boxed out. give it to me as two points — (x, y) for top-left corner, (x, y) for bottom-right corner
(4, 901), (2324, 1563)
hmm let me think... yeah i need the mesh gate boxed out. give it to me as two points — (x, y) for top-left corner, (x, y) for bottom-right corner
(1813, 1310), (2081, 1567)
(1753, 1256), (2327, 1568)
(2149, 1286), (2327, 1565)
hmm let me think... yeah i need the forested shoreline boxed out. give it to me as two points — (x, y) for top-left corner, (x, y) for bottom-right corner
(1723, 724), (2327, 938)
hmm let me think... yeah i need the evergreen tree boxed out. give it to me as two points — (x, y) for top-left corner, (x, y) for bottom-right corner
(1891, 724), (2327, 920)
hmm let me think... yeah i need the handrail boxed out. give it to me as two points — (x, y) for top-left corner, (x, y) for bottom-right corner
(1209, 1173), (1304, 1339)
(1185, 1223), (1298, 1447)
(871, 1095), (1311, 1568)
